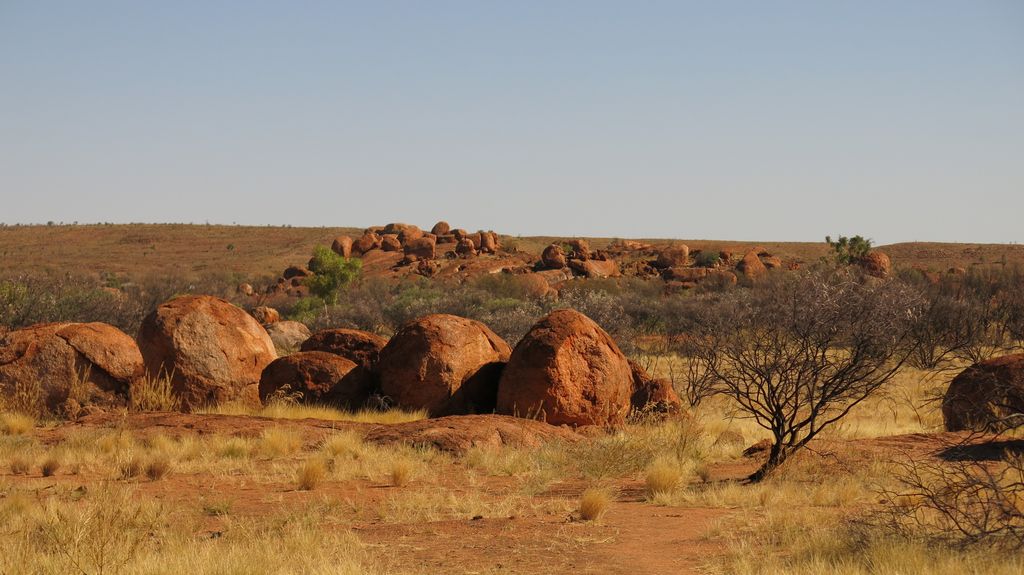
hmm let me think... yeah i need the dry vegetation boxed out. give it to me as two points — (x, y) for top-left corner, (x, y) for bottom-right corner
(3, 225), (1024, 573)
(2, 365), (1022, 574)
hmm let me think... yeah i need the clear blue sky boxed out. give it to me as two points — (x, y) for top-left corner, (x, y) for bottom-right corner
(1, 1), (1021, 243)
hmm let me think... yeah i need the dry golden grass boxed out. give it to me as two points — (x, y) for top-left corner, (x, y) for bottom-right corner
(0, 412), (35, 435)
(144, 456), (172, 481)
(0, 484), (378, 575)
(130, 371), (180, 412)
(40, 457), (61, 477)
(389, 459), (414, 487)
(645, 457), (688, 498)
(257, 428), (302, 458)
(197, 402), (428, 424)
(9, 455), (31, 475)
(296, 459), (327, 491)
(118, 456), (143, 479)
(578, 487), (612, 522)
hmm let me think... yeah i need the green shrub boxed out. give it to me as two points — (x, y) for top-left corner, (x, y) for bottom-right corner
(694, 251), (721, 268)
(306, 246), (361, 304)
(825, 235), (872, 264)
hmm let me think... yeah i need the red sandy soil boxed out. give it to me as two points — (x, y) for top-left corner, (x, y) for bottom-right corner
(9, 412), (1013, 574)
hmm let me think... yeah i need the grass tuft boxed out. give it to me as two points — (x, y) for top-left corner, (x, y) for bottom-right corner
(0, 412), (35, 435)
(296, 459), (327, 491)
(579, 487), (612, 522)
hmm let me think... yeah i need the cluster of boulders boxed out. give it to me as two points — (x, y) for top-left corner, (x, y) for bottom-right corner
(538, 239), (622, 279)
(0, 295), (682, 427)
(253, 222), (509, 295)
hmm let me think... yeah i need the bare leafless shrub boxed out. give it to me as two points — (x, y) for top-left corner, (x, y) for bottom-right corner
(905, 266), (1024, 371)
(877, 446), (1024, 549)
(687, 270), (922, 480)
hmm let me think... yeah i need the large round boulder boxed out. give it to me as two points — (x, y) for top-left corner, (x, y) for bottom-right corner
(352, 232), (382, 255)
(137, 295), (277, 410)
(943, 354), (1024, 432)
(496, 309), (633, 426)
(404, 236), (436, 260)
(737, 250), (768, 281)
(331, 236), (353, 258)
(263, 320), (311, 354)
(430, 221), (451, 236)
(628, 360), (682, 416)
(0, 322), (143, 415)
(259, 351), (371, 408)
(541, 244), (567, 270)
(858, 251), (892, 279)
(655, 245), (690, 269)
(376, 314), (511, 416)
(300, 328), (388, 368)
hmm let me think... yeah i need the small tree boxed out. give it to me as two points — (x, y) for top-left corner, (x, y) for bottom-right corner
(687, 271), (922, 481)
(826, 235), (872, 264)
(306, 246), (361, 305)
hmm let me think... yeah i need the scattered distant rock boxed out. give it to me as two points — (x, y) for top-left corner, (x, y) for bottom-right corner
(737, 250), (767, 281)
(380, 234), (402, 252)
(263, 320), (311, 355)
(569, 258), (620, 278)
(331, 236), (353, 258)
(655, 245), (690, 269)
(404, 236), (436, 260)
(858, 251), (892, 279)
(541, 244), (567, 270)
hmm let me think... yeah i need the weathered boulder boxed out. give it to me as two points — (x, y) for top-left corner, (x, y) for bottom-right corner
(263, 321), (311, 354)
(452, 229), (469, 241)
(352, 232), (382, 255)
(380, 234), (402, 252)
(0, 322), (143, 414)
(858, 251), (892, 279)
(943, 354), (1024, 432)
(331, 236), (353, 258)
(283, 266), (311, 280)
(569, 258), (620, 278)
(566, 239), (591, 260)
(655, 245), (690, 269)
(661, 267), (708, 282)
(404, 236), (436, 260)
(455, 238), (476, 256)
(236, 283), (254, 297)
(628, 360), (682, 416)
(376, 314), (511, 416)
(496, 309), (633, 426)
(137, 295), (276, 410)
(397, 226), (424, 244)
(258, 351), (371, 408)
(478, 232), (497, 254)
(541, 244), (567, 270)
(383, 222), (416, 236)
(300, 328), (388, 368)
(737, 250), (767, 281)
(430, 221), (451, 236)
(760, 254), (783, 269)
